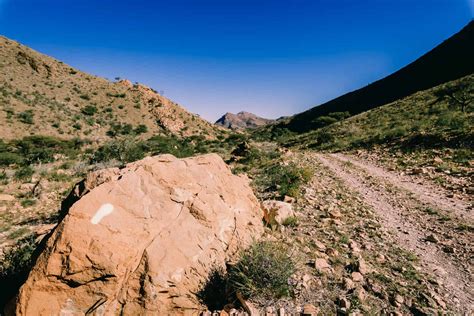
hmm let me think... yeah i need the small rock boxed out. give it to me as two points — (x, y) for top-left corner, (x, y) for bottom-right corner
(425, 234), (439, 243)
(433, 157), (443, 164)
(442, 245), (455, 253)
(278, 307), (285, 316)
(314, 240), (326, 252)
(338, 297), (351, 309)
(314, 258), (331, 273)
(329, 209), (342, 219)
(351, 272), (364, 282)
(301, 274), (313, 289)
(343, 277), (355, 290)
(0, 194), (15, 201)
(262, 200), (295, 226)
(283, 195), (296, 203)
(326, 248), (339, 257)
(357, 258), (370, 275)
(229, 309), (238, 316)
(392, 294), (404, 307)
(376, 254), (386, 263)
(354, 287), (367, 302)
(302, 304), (318, 316)
(349, 240), (361, 253)
(265, 306), (275, 316)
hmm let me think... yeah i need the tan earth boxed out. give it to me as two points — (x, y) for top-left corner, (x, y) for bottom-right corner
(9, 154), (263, 315)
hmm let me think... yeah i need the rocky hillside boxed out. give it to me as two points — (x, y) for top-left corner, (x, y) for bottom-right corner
(215, 111), (274, 129)
(283, 21), (474, 133)
(0, 36), (218, 141)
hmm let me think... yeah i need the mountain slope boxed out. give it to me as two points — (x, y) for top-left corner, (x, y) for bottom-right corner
(288, 74), (473, 150)
(284, 20), (474, 133)
(0, 36), (218, 141)
(215, 111), (274, 129)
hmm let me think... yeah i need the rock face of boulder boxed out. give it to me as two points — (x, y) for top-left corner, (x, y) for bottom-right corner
(12, 154), (263, 315)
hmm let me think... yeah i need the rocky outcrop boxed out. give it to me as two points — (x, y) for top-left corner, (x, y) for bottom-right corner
(215, 111), (274, 129)
(11, 154), (263, 315)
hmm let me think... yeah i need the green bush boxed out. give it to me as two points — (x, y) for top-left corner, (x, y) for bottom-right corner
(13, 136), (84, 164)
(145, 135), (195, 158)
(264, 163), (312, 197)
(282, 216), (298, 227)
(0, 152), (23, 166)
(90, 139), (147, 164)
(228, 241), (294, 299)
(81, 105), (98, 116)
(134, 124), (148, 134)
(17, 111), (34, 124)
(0, 234), (39, 308)
(14, 166), (34, 181)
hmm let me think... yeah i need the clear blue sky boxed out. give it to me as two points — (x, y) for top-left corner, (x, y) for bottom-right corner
(0, 0), (472, 121)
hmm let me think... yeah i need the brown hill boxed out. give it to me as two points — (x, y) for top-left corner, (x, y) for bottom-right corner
(0, 36), (218, 141)
(283, 20), (474, 133)
(215, 111), (274, 129)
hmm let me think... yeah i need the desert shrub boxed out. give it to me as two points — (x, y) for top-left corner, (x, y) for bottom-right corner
(20, 199), (36, 207)
(13, 136), (83, 164)
(282, 216), (298, 227)
(81, 105), (97, 116)
(17, 110), (34, 124)
(107, 92), (126, 98)
(0, 234), (39, 308)
(262, 163), (312, 197)
(134, 124), (148, 134)
(145, 135), (195, 158)
(228, 241), (294, 299)
(79, 94), (90, 100)
(14, 165), (34, 181)
(107, 123), (134, 136)
(90, 139), (147, 164)
(0, 152), (23, 166)
(312, 111), (351, 129)
(72, 123), (82, 130)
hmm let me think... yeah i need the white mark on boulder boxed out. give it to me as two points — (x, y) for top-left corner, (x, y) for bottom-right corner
(91, 203), (114, 224)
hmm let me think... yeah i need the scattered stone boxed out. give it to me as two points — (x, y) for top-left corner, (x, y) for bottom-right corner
(343, 277), (355, 290)
(376, 254), (386, 263)
(302, 304), (318, 316)
(425, 234), (439, 243)
(338, 297), (351, 309)
(314, 240), (326, 252)
(349, 240), (361, 253)
(262, 200), (295, 226)
(283, 195), (296, 203)
(433, 157), (443, 164)
(351, 272), (364, 282)
(329, 209), (342, 219)
(442, 245), (455, 253)
(326, 248), (339, 257)
(314, 258), (331, 273)
(357, 258), (370, 275)
(354, 287), (367, 302)
(265, 306), (275, 316)
(392, 294), (404, 307)
(237, 293), (260, 316)
(278, 307), (285, 316)
(0, 194), (15, 201)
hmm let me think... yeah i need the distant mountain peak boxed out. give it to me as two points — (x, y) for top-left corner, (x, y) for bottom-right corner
(215, 111), (274, 129)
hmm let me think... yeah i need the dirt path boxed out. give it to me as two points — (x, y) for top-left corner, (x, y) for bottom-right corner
(312, 152), (473, 314)
(333, 153), (473, 222)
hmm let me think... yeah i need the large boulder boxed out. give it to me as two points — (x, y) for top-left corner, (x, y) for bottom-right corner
(12, 154), (263, 315)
